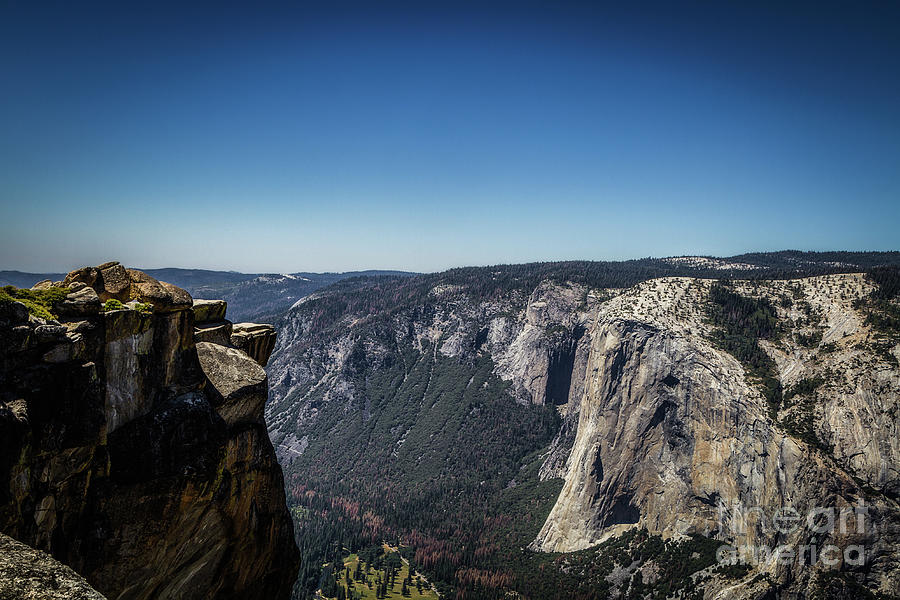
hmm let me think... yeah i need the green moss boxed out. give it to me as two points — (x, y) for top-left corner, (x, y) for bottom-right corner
(132, 302), (154, 315)
(0, 285), (68, 320)
(101, 298), (153, 315)
(102, 299), (125, 312)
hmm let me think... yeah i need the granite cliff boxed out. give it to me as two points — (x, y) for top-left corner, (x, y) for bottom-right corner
(531, 275), (900, 597)
(0, 262), (298, 599)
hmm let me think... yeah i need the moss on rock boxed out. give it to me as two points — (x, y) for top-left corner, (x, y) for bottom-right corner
(0, 285), (68, 320)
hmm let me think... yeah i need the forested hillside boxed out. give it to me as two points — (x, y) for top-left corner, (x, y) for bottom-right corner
(273, 251), (900, 340)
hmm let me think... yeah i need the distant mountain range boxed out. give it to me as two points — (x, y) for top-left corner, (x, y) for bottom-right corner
(4, 250), (900, 324)
(0, 268), (418, 323)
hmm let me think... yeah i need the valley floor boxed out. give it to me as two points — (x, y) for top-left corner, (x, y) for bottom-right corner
(318, 545), (438, 600)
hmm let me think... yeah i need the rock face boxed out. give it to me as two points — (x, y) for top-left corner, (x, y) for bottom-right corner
(531, 276), (900, 596)
(231, 323), (277, 366)
(0, 533), (107, 600)
(0, 263), (299, 600)
(194, 320), (234, 346)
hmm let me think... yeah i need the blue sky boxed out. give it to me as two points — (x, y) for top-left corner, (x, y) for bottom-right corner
(1, 1), (898, 273)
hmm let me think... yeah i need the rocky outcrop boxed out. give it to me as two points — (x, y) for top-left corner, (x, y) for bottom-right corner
(0, 263), (298, 600)
(0, 533), (107, 600)
(192, 299), (228, 323)
(231, 323), (277, 367)
(193, 300), (233, 346)
(54, 286), (102, 317)
(59, 262), (191, 312)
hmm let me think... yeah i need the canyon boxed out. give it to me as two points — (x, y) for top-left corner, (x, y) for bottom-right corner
(267, 257), (900, 598)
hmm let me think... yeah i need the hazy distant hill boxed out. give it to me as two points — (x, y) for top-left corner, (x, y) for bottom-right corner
(0, 267), (417, 323)
(175, 270), (417, 322)
(0, 271), (67, 288)
(0, 267), (253, 289)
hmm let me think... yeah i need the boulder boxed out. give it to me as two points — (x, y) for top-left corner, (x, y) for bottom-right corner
(160, 281), (193, 311)
(196, 341), (268, 427)
(126, 269), (192, 313)
(63, 266), (100, 289)
(31, 279), (53, 290)
(28, 314), (48, 326)
(54, 287), (101, 317)
(192, 299), (227, 324)
(57, 262), (194, 312)
(96, 263), (131, 302)
(65, 320), (97, 335)
(231, 323), (277, 366)
(127, 269), (168, 304)
(194, 320), (233, 346)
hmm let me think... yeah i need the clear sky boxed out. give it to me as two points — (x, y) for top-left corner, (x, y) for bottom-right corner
(1, 1), (898, 273)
